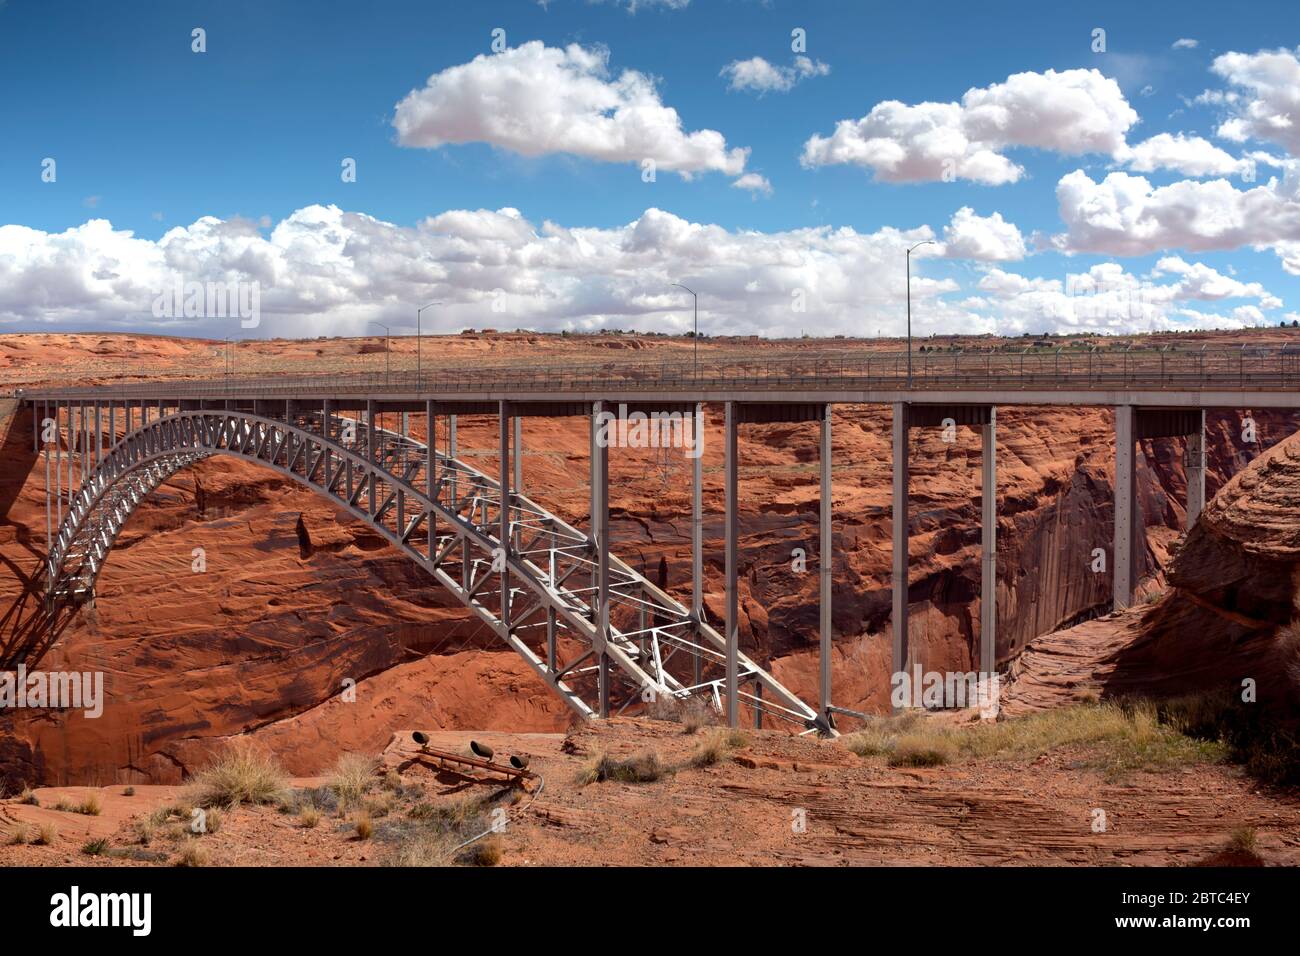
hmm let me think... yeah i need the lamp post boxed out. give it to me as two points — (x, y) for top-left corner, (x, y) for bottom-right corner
(905, 240), (935, 388)
(370, 321), (390, 387)
(416, 301), (441, 391)
(671, 282), (698, 376)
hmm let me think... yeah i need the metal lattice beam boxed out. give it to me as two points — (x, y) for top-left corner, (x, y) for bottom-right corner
(43, 406), (823, 731)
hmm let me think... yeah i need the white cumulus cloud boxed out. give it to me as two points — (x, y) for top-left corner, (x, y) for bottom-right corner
(975, 260), (1279, 335)
(731, 172), (773, 196)
(0, 205), (1041, 340)
(1052, 168), (1300, 268)
(940, 207), (1027, 261)
(720, 55), (830, 94)
(1120, 132), (1251, 177)
(801, 68), (1138, 184)
(393, 41), (749, 178)
(1210, 47), (1300, 156)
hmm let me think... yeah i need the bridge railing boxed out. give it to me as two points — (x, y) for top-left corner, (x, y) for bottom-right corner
(21, 343), (1300, 398)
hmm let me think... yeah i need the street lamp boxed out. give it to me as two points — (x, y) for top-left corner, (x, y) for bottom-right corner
(905, 240), (935, 387)
(369, 321), (390, 387)
(671, 282), (698, 376)
(416, 301), (441, 391)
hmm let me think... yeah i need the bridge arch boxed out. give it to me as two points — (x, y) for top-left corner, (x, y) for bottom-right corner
(44, 407), (821, 730)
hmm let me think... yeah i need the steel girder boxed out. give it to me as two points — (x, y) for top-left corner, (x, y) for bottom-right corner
(45, 407), (822, 730)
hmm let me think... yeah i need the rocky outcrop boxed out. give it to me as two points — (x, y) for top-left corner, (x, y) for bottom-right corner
(1004, 428), (1300, 718)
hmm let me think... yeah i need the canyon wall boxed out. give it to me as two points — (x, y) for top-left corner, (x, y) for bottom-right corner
(3, 337), (1299, 786)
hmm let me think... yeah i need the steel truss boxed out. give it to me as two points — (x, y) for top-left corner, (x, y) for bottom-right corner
(44, 405), (823, 731)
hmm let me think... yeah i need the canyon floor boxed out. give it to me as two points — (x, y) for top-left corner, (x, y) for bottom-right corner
(3, 711), (1298, 867)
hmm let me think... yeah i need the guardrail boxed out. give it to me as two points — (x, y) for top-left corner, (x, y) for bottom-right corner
(19, 344), (1300, 399)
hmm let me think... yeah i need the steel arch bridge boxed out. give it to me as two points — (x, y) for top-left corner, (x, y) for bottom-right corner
(41, 401), (825, 732)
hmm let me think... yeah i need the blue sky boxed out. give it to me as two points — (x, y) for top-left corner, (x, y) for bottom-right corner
(1, 0), (1298, 339)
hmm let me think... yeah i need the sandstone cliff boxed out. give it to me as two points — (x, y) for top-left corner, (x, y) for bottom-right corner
(2, 333), (1298, 786)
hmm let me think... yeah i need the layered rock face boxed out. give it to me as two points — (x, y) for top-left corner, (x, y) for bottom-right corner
(3, 336), (1299, 786)
(1004, 427), (1300, 717)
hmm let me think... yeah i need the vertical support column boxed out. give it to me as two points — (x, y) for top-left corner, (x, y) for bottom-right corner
(512, 415), (522, 496)
(1113, 405), (1138, 610)
(55, 402), (63, 530)
(109, 402), (116, 450)
(322, 399), (332, 488)
(819, 403), (833, 726)
(94, 401), (102, 465)
(592, 400), (611, 718)
(57, 403), (65, 528)
(547, 527), (557, 671)
(1185, 409), (1206, 530)
(499, 401), (512, 635)
(980, 408), (997, 676)
(43, 401), (51, 565)
(425, 400), (436, 560)
(692, 402), (704, 689)
(448, 414), (458, 508)
(724, 401), (739, 728)
(891, 402), (910, 690)
(366, 400), (377, 517)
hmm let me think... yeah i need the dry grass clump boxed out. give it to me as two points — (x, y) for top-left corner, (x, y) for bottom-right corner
(77, 794), (102, 816)
(407, 793), (490, 826)
(689, 727), (752, 767)
(7, 824), (30, 845)
(298, 806), (321, 829)
(578, 750), (666, 784)
(81, 837), (109, 856)
(386, 831), (457, 867)
(458, 835), (502, 867)
(46, 792), (102, 816)
(35, 824), (56, 846)
(133, 819), (155, 846)
(842, 712), (923, 757)
(1229, 826), (1259, 855)
(17, 788), (38, 806)
(189, 744), (289, 809)
(844, 701), (1227, 778)
(889, 734), (957, 767)
(354, 814), (374, 840)
(384, 792), (505, 867)
(329, 753), (379, 812)
(173, 839), (209, 867)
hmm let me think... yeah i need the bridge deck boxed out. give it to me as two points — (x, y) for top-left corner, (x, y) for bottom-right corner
(19, 344), (1300, 407)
